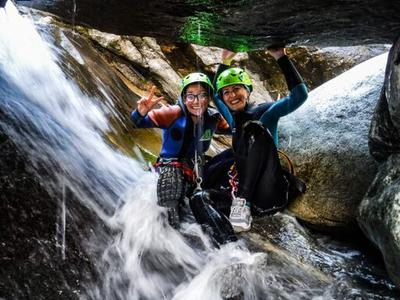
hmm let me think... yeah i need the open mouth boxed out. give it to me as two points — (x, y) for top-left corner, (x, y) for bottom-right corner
(230, 99), (241, 105)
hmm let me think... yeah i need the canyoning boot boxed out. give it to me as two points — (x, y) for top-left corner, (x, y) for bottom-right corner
(229, 197), (252, 233)
(190, 189), (237, 245)
(157, 164), (186, 228)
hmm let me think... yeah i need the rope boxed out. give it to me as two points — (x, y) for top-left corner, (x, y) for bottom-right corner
(193, 147), (202, 191)
(193, 114), (204, 192)
(228, 163), (239, 199)
(278, 150), (295, 175)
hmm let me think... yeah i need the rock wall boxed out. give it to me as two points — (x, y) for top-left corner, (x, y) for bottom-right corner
(0, 133), (99, 299)
(18, 0), (400, 49)
(360, 36), (400, 287)
(369, 35), (400, 161)
(358, 154), (400, 287)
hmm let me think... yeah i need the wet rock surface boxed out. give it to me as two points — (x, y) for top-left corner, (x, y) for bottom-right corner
(358, 154), (400, 287)
(246, 213), (397, 297)
(189, 44), (390, 101)
(19, 0), (400, 50)
(369, 37), (400, 161)
(279, 54), (386, 231)
(0, 133), (99, 300)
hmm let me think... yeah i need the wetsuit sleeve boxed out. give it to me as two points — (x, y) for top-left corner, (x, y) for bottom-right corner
(131, 105), (182, 129)
(276, 55), (304, 90)
(259, 56), (308, 123)
(130, 109), (156, 128)
(212, 63), (235, 129)
(213, 95), (234, 129)
(212, 64), (230, 87)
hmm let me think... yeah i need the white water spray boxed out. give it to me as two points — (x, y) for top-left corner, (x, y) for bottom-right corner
(0, 2), (143, 216)
(0, 4), (268, 300)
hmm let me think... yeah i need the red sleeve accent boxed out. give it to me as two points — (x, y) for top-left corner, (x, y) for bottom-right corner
(148, 105), (182, 128)
(216, 116), (230, 131)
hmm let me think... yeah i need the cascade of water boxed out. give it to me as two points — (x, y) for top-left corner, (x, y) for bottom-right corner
(72, 0), (76, 34)
(0, 3), (259, 299)
(0, 1), (142, 216)
(61, 177), (67, 260)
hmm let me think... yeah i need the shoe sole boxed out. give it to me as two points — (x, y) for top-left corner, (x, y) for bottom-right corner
(231, 222), (251, 233)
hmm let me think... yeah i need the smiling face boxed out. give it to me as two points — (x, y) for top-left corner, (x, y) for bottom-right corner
(221, 84), (249, 111)
(184, 83), (210, 117)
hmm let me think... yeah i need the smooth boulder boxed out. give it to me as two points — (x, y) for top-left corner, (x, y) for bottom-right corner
(279, 54), (388, 231)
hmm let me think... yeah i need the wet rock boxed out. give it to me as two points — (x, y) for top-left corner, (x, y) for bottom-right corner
(85, 30), (181, 102)
(31, 17), (163, 158)
(216, 251), (329, 300)
(191, 44), (389, 101)
(369, 36), (400, 161)
(243, 213), (396, 297)
(385, 37), (400, 131)
(0, 133), (97, 300)
(20, 0), (400, 50)
(279, 54), (387, 231)
(357, 154), (400, 287)
(87, 29), (146, 67)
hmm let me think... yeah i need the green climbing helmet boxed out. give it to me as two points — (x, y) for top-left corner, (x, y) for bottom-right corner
(179, 72), (214, 96)
(216, 67), (253, 94)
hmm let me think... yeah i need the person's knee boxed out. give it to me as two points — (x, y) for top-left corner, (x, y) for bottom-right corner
(190, 190), (237, 245)
(243, 121), (267, 139)
(242, 121), (274, 150)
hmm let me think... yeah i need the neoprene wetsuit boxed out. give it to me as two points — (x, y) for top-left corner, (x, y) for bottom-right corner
(204, 55), (308, 214)
(130, 96), (230, 230)
(131, 96), (229, 160)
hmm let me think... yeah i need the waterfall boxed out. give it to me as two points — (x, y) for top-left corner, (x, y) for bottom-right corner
(0, 1), (144, 216)
(0, 3), (265, 300)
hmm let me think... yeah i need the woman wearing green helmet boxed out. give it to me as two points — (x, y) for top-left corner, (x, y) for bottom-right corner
(201, 48), (308, 233)
(130, 73), (234, 240)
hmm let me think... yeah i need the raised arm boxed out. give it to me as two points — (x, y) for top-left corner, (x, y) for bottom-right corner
(131, 86), (164, 128)
(212, 49), (236, 86)
(259, 48), (308, 123)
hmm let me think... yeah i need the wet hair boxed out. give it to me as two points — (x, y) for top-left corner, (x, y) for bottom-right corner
(183, 82), (212, 98)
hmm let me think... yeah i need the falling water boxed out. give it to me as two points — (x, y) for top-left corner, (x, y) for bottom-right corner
(0, 3), (262, 299)
(61, 177), (67, 260)
(55, 177), (67, 260)
(0, 2), (397, 300)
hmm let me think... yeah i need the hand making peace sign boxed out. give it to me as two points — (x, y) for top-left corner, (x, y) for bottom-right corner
(137, 86), (164, 116)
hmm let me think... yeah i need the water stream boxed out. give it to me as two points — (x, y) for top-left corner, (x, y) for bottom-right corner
(0, 2), (398, 299)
